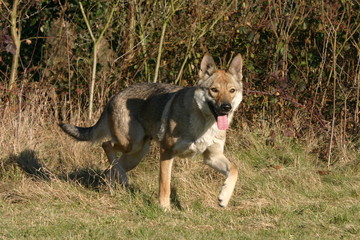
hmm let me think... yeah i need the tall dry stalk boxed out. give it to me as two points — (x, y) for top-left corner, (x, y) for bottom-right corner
(79, 1), (118, 120)
(351, 32), (360, 125)
(153, 0), (185, 83)
(124, 0), (136, 64)
(153, 20), (168, 83)
(8, 0), (21, 90)
(355, 52), (360, 124)
(136, 0), (150, 82)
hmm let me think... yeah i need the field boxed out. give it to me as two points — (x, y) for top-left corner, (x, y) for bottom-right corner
(0, 109), (359, 240)
(2, 0), (360, 239)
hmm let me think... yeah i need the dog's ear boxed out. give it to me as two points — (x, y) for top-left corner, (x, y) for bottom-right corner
(229, 54), (243, 82)
(199, 54), (217, 81)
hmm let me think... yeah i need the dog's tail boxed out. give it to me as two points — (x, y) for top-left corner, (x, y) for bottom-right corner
(59, 111), (109, 142)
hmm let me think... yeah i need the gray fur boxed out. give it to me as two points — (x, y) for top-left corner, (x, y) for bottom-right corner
(60, 53), (244, 209)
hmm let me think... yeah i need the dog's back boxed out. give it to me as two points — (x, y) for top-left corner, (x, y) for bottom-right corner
(61, 83), (182, 143)
(60, 53), (244, 209)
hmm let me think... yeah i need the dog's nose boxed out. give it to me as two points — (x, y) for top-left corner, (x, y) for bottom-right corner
(221, 103), (232, 112)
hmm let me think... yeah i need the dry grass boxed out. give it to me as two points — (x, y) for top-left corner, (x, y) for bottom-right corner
(0, 96), (359, 239)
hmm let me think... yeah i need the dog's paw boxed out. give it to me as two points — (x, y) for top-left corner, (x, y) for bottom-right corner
(105, 165), (129, 187)
(161, 205), (171, 212)
(218, 184), (232, 207)
(159, 199), (171, 211)
(218, 194), (230, 208)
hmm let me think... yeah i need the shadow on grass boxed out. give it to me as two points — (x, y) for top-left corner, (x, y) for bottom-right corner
(8, 149), (52, 180)
(8, 149), (106, 189)
(171, 186), (183, 210)
(7, 149), (183, 209)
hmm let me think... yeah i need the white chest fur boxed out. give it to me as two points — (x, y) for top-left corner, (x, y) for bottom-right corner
(173, 122), (224, 158)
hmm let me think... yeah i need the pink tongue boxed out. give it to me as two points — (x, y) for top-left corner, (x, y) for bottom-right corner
(217, 115), (229, 130)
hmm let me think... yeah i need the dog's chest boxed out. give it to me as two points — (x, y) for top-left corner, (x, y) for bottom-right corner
(173, 124), (221, 158)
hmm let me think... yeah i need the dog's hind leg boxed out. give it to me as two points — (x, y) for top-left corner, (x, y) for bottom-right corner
(118, 139), (150, 172)
(103, 114), (149, 185)
(203, 144), (238, 207)
(102, 137), (150, 186)
(102, 141), (129, 186)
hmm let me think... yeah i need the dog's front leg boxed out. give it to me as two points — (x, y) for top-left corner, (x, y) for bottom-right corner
(203, 144), (238, 207)
(159, 148), (174, 210)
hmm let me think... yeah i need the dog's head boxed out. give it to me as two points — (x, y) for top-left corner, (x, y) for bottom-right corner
(196, 53), (243, 130)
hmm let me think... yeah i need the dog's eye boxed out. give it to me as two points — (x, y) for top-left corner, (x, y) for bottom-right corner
(210, 88), (218, 93)
(229, 89), (236, 93)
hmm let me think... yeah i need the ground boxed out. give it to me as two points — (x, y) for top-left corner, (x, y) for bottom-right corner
(0, 121), (359, 239)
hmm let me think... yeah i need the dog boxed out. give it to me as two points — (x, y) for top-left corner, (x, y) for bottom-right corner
(60, 53), (244, 209)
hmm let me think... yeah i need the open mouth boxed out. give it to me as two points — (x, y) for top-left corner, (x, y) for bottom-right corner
(207, 102), (229, 130)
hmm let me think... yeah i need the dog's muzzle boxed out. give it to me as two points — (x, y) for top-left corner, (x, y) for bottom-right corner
(207, 101), (231, 130)
(220, 103), (232, 113)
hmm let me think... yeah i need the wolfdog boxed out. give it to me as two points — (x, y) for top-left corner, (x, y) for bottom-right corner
(60, 53), (244, 209)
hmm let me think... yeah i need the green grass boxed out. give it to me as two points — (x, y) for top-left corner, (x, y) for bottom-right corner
(0, 118), (359, 239)
(1, 173), (359, 240)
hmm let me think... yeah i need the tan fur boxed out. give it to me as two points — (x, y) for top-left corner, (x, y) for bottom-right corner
(60, 53), (244, 210)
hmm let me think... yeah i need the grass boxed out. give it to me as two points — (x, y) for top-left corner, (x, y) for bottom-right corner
(0, 107), (359, 239)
